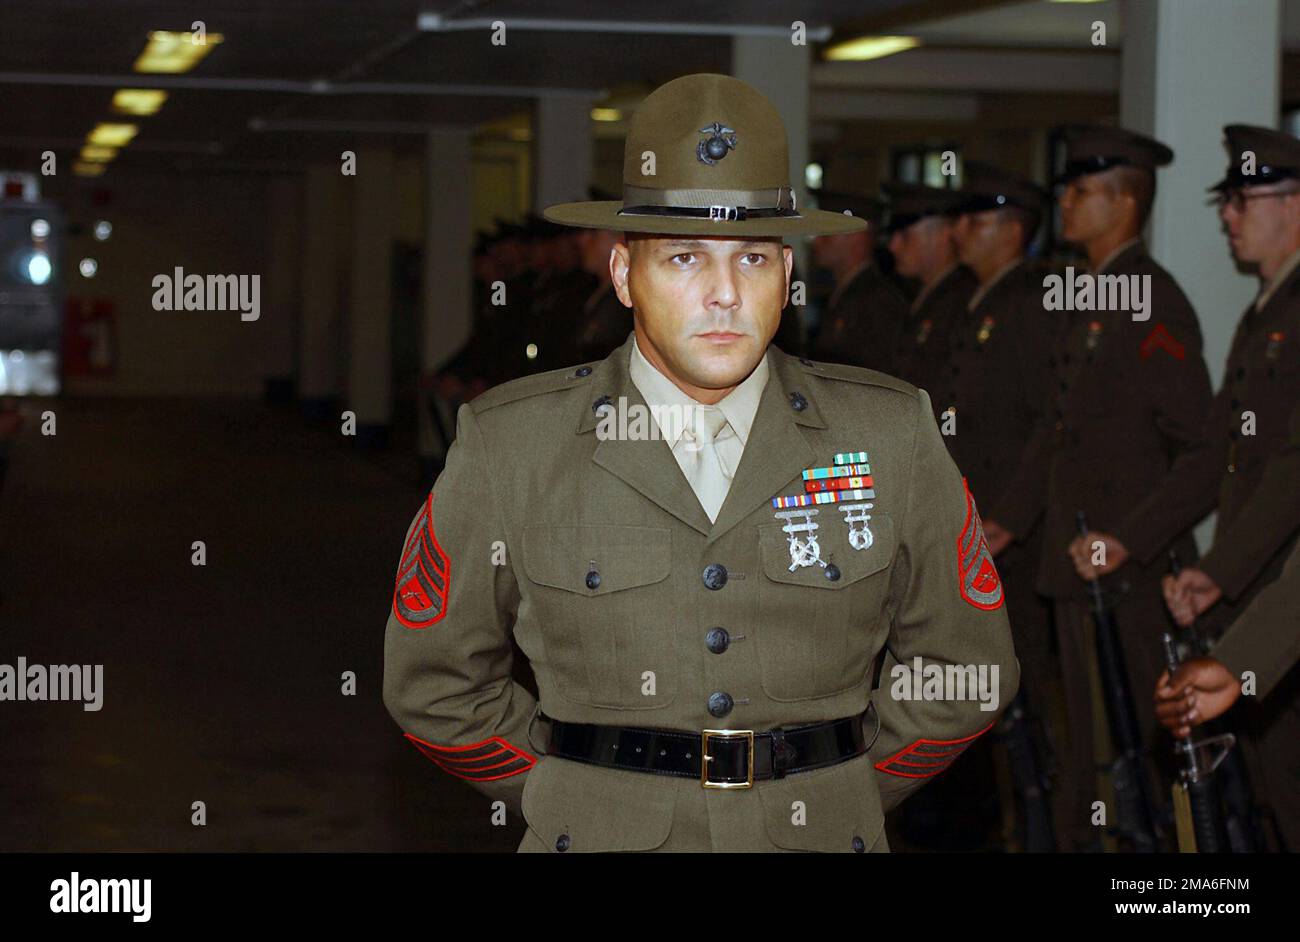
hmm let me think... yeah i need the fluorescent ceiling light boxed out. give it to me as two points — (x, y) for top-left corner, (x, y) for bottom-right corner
(87, 123), (138, 147)
(133, 30), (224, 73)
(824, 35), (920, 62)
(112, 88), (168, 115)
(79, 145), (118, 162)
(591, 108), (622, 122)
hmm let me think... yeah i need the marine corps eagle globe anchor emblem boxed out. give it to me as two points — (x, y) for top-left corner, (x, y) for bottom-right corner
(774, 509), (827, 571)
(697, 122), (737, 165)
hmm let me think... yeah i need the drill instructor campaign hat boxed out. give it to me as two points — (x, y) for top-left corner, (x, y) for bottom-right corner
(543, 73), (866, 238)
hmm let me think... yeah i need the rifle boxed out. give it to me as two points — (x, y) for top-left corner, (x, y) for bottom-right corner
(1166, 552), (1257, 853)
(994, 687), (1057, 851)
(1160, 632), (1235, 852)
(1076, 511), (1162, 851)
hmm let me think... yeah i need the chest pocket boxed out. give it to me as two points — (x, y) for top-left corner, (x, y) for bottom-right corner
(754, 511), (895, 701)
(520, 525), (676, 710)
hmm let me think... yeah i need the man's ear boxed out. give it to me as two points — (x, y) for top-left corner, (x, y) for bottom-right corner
(611, 241), (633, 308)
(781, 244), (795, 309)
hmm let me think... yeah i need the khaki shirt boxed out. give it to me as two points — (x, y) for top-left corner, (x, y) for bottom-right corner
(627, 333), (768, 512)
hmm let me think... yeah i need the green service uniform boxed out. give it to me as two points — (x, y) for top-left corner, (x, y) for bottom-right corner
(1113, 258), (1300, 849)
(808, 262), (910, 374)
(894, 265), (977, 403)
(383, 337), (1020, 852)
(937, 259), (1060, 744)
(989, 241), (1213, 847)
(1214, 534), (1300, 703)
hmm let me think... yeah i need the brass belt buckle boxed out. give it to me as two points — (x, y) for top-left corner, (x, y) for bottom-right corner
(701, 728), (755, 789)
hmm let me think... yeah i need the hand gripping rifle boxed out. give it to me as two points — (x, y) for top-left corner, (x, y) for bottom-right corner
(1076, 511), (1161, 851)
(1166, 552), (1255, 853)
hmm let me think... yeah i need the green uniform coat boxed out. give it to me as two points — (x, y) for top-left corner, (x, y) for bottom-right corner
(383, 336), (1019, 852)
(990, 242), (1213, 600)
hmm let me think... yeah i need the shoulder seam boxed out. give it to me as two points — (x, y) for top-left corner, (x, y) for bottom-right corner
(801, 361), (920, 397)
(469, 369), (592, 414)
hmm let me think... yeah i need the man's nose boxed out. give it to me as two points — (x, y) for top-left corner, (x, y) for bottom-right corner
(706, 261), (741, 309)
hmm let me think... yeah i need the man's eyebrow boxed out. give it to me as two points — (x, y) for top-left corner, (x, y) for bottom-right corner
(658, 239), (779, 250)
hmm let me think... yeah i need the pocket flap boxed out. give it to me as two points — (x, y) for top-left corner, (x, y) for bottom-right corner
(758, 753), (886, 852)
(521, 525), (671, 595)
(759, 512), (895, 589)
(521, 756), (676, 852)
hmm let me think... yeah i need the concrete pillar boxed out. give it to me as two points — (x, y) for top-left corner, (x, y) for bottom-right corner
(534, 95), (593, 208)
(299, 163), (345, 412)
(1121, 0), (1280, 546)
(733, 35), (813, 305)
(262, 176), (301, 401)
(347, 148), (396, 445)
(419, 127), (475, 465)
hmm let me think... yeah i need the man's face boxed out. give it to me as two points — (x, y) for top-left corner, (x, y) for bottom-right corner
(888, 216), (954, 279)
(1219, 183), (1300, 265)
(611, 234), (792, 392)
(1058, 170), (1128, 245)
(953, 209), (1013, 269)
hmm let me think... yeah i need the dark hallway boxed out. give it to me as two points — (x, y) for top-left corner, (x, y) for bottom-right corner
(0, 397), (521, 851)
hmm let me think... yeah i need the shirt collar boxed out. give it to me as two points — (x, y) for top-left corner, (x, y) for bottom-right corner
(628, 333), (770, 448)
(1093, 237), (1141, 276)
(967, 257), (1024, 312)
(1255, 244), (1300, 312)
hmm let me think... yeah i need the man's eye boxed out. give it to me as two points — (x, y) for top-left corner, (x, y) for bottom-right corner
(672, 253), (697, 266)
(742, 253), (767, 265)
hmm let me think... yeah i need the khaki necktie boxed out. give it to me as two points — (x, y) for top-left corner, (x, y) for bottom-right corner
(679, 405), (732, 523)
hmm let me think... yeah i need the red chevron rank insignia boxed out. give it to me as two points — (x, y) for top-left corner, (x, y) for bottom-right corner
(957, 479), (1003, 610)
(874, 723), (995, 779)
(1139, 322), (1186, 360)
(404, 733), (536, 781)
(392, 493), (451, 629)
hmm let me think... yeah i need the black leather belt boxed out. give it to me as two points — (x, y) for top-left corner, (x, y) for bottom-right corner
(543, 708), (877, 789)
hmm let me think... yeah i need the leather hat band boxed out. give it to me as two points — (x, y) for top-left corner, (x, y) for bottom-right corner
(617, 184), (798, 222)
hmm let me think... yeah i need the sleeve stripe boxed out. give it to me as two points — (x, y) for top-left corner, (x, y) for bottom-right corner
(874, 722), (994, 778)
(403, 733), (536, 782)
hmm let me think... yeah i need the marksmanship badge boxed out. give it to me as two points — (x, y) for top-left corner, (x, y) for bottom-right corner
(838, 502), (875, 551)
(774, 509), (827, 571)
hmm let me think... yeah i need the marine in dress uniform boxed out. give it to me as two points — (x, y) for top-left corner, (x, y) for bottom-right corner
(982, 126), (1214, 850)
(807, 191), (909, 373)
(883, 183), (977, 400)
(942, 163), (1061, 848)
(1076, 125), (1300, 849)
(382, 73), (1019, 853)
